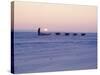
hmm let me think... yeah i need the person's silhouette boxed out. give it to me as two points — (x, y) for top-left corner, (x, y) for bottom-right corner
(38, 28), (41, 35)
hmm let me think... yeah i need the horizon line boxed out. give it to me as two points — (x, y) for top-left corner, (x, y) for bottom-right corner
(13, 30), (97, 33)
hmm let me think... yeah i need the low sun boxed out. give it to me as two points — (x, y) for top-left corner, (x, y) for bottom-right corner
(44, 28), (48, 32)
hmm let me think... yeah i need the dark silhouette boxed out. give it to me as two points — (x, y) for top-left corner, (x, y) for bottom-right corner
(38, 28), (41, 35)
(65, 33), (70, 36)
(55, 32), (61, 35)
(73, 33), (77, 36)
(40, 33), (51, 35)
(81, 33), (86, 36)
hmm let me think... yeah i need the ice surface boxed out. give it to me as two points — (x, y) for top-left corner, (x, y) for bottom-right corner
(14, 32), (97, 74)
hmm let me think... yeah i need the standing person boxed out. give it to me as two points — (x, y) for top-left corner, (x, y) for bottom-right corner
(38, 28), (41, 35)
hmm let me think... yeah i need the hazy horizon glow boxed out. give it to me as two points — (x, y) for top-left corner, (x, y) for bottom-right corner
(14, 1), (97, 32)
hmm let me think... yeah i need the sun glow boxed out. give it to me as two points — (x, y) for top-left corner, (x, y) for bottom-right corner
(44, 28), (48, 32)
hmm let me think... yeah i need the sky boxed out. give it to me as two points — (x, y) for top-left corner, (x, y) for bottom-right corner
(13, 1), (97, 32)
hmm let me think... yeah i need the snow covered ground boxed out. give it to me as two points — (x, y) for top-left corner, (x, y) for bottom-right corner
(14, 32), (97, 74)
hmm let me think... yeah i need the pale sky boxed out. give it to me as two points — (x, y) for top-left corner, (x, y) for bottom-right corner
(14, 1), (97, 32)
